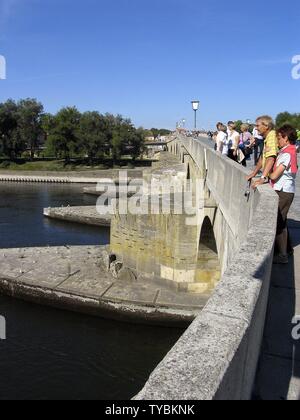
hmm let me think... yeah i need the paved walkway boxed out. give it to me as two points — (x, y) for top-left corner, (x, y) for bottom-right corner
(254, 159), (300, 400)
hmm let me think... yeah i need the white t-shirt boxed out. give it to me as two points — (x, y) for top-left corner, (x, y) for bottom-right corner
(252, 128), (264, 141)
(228, 130), (239, 150)
(273, 151), (297, 193)
(216, 131), (228, 155)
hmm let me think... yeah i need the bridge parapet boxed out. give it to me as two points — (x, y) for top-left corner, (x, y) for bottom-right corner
(134, 135), (279, 400)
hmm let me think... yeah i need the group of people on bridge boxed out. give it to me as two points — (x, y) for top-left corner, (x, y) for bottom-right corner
(213, 116), (298, 265)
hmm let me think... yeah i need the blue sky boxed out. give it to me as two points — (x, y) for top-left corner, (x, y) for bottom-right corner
(0, 0), (300, 130)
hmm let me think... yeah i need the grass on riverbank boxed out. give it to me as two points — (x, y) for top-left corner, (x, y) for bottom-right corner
(0, 158), (153, 172)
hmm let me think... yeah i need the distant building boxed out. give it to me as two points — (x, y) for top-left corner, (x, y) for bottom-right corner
(159, 136), (167, 142)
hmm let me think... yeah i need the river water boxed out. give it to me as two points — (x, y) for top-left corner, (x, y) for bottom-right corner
(0, 183), (183, 400)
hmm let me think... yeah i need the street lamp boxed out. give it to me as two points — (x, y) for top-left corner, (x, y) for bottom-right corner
(191, 100), (200, 130)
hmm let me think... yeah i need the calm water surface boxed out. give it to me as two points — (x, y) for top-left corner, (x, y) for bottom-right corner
(0, 183), (183, 400)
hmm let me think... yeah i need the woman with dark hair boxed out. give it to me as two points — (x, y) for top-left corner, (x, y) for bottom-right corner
(269, 125), (298, 264)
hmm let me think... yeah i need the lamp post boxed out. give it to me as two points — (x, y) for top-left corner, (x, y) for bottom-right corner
(191, 100), (200, 130)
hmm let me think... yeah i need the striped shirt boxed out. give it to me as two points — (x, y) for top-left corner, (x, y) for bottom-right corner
(262, 130), (278, 169)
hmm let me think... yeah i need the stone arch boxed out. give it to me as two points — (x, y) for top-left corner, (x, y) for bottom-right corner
(199, 217), (218, 254)
(195, 216), (221, 291)
(187, 163), (191, 180)
(180, 146), (186, 164)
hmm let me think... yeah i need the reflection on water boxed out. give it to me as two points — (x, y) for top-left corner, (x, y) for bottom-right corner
(0, 295), (181, 400)
(0, 183), (109, 248)
(0, 183), (183, 400)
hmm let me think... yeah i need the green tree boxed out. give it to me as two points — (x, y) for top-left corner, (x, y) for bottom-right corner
(40, 113), (56, 156)
(0, 98), (147, 163)
(78, 111), (108, 162)
(46, 107), (81, 162)
(110, 116), (130, 162)
(150, 128), (160, 139)
(276, 112), (300, 129)
(110, 118), (145, 162)
(128, 127), (145, 160)
(17, 98), (44, 159)
(0, 99), (25, 159)
(235, 120), (243, 133)
(158, 129), (172, 136)
(142, 129), (154, 139)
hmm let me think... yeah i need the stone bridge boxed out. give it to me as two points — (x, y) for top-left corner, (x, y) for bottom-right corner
(115, 134), (279, 400)
(111, 135), (276, 298)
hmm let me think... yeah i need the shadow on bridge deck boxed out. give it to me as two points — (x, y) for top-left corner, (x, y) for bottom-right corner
(254, 220), (300, 400)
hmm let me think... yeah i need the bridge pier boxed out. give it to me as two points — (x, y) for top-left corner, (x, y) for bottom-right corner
(110, 150), (221, 295)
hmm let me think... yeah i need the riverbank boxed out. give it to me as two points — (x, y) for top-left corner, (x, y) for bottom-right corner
(0, 245), (209, 327)
(0, 168), (145, 184)
(0, 159), (152, 172)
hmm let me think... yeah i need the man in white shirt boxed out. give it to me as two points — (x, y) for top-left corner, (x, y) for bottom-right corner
(216, 123), (228, 155)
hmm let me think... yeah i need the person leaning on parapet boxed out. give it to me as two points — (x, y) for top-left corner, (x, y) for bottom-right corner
(216, 123), (229, 155)
(239, 123), (253, 167)
(247, 116), (278, 188)
(269, 125), (298, 264)
(227, 121), (240, 162)
(252, 125), (265, 165)
(212, 131), (218, 150)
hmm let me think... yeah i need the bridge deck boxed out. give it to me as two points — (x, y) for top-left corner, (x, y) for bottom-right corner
(254, 157), (300, 400)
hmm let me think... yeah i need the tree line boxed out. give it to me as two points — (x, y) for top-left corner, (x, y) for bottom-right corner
(0, 98), (171, 162)
(275, 112), (300, 131)
(240, 113), (300, 132)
